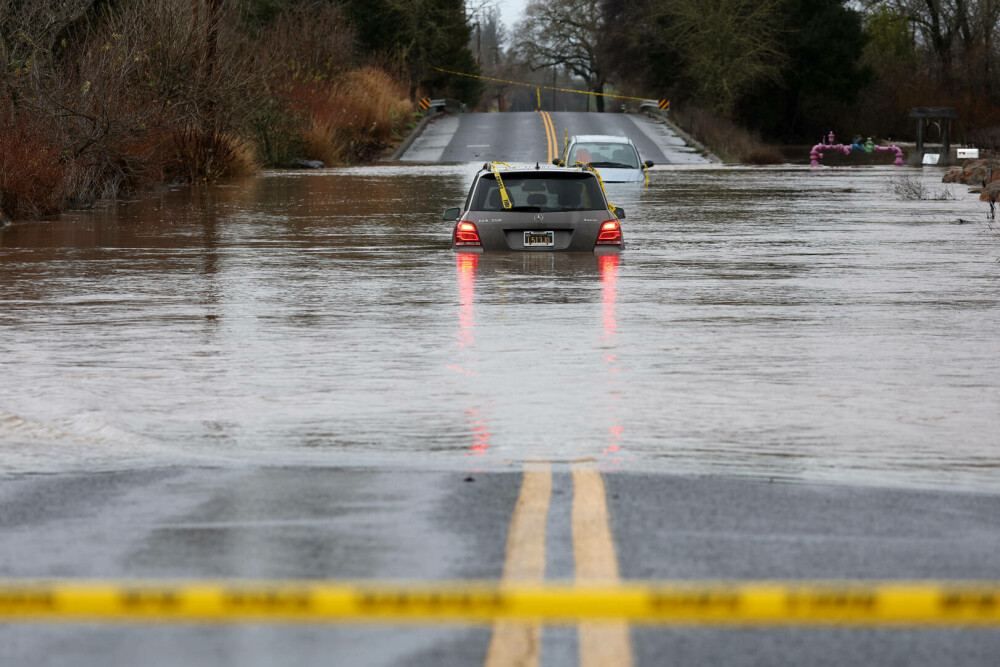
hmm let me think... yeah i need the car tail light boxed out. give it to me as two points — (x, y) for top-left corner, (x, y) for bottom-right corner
(596, 219), (622, 245)
(454, 221), (482, 247)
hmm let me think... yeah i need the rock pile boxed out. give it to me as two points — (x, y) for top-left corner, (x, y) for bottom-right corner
(942, 158), (998, 184)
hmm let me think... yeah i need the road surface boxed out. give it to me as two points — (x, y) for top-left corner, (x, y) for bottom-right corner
(400, 110), (711, 165)
(2, 467), (1000, 665)
(3, 112), (1000, 666)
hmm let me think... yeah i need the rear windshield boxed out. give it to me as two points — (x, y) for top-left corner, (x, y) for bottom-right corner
(567, 142), (640, 169)
(470, 173), (607, 212)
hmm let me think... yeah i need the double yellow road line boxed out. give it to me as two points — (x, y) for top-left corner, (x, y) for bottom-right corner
(486, 463), (632, 666)
(4, 466), (1000, 642)
(540, 111), (558, 164)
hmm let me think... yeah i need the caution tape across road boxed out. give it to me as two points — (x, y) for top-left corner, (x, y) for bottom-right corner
(3, 580), (1000, 625)
(432, 66), (661, 104)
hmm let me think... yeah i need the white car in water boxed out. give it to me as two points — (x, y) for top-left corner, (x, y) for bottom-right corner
(554, 135), (653, 183)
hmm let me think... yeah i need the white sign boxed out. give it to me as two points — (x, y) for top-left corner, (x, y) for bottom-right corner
(957, 148), (980, 159)
(922, 153), (940, 165)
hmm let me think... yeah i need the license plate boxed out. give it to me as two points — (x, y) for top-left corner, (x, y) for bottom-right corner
(523, 231), (554, 247)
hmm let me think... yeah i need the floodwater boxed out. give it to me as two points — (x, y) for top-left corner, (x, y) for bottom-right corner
(2, 165), (998, 490)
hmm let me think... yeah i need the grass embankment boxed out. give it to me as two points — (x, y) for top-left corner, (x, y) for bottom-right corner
(0, 0), (414, 222)
(669, 105), (784, 164)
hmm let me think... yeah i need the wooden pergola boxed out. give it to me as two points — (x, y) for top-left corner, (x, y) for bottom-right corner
(909, 107), (958, 165)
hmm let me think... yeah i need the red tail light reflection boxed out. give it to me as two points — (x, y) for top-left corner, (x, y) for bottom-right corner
(599, 253), (619, 340)
(454, 253), (491, 455)
(466, 408), (492, 456)
(599, 254), (624, 461)
(455, 252), (478, 350)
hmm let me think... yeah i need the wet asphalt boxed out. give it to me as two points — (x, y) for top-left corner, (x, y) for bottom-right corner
(4, 111), (1000, 665)
(400, 110), (710, 164)
(2, 467), (1000, 665)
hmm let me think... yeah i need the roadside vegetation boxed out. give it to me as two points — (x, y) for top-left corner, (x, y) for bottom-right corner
(6, 0), (1000, 220)
(0, 0), (479, 220)
(669, 106), (783, 164)
(884, 173), (959, 201)
(488, 0), (1000, 162)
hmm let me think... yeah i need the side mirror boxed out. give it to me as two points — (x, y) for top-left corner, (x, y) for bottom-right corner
(551, 159), (562, 166)
(644, 160), (654, 168)
(443, 207), (460, 221)
(613, 208), (625, 219)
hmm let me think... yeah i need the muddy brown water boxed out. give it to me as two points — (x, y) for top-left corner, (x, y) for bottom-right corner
(2, 164), (998, 490)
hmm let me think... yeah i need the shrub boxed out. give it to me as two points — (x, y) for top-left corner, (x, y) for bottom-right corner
(266, 0), (356, 81)
(280, 67), (413, 165)
(0, 106), (67, 219)
(251, 97), (307, 168)
(166, 128), (259, 183)
(0, 0), (413, 218)
(671, 105), (783, 164)
(260, 3), (413, 166)
(885, 173), (958, 201)
(344, 66), (413, 146)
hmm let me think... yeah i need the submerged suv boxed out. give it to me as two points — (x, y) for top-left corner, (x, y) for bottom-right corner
(555, 135), (653, 183)
(444, 163), (624, 252)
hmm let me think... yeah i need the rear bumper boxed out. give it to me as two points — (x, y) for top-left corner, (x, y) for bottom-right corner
(451, 245), (621, 253)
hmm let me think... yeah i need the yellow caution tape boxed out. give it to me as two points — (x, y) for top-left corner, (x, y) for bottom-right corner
(488, 162), (512, 209)
(575, 162), (619, 216)
(3, 581), (1000, 625)
(432, 66), (656, 103)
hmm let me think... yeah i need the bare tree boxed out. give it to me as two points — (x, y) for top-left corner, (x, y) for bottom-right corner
(650, 0), (784, 118)
(513, 0), (609, 110)
(862, 0), (1000, 90)
(469, 6), (513, 108)
(0, 0), (94, 94)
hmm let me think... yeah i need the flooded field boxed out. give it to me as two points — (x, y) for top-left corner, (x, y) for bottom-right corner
(1, 165), (998, 490)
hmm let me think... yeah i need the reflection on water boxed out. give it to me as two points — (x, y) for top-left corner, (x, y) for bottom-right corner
(2, 165), (1000, 490)
(599, 254), (624, 464)
(453, 252), (491, 456)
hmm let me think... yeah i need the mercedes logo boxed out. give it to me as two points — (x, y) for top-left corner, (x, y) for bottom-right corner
(533, 213), (544, 222)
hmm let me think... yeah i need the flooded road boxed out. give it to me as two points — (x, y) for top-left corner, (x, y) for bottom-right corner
(2, 165), (998, 490)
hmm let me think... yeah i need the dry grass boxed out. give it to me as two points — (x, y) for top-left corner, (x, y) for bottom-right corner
(167, 128), (259, 182)
(344, 67), (413, 145)
(671, 105), (784, 164)
(301, 121), (349, 167)
(286, 67), (413, 165)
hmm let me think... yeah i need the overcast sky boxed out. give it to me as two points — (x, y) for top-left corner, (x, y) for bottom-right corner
(496, 0), (530, 33)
